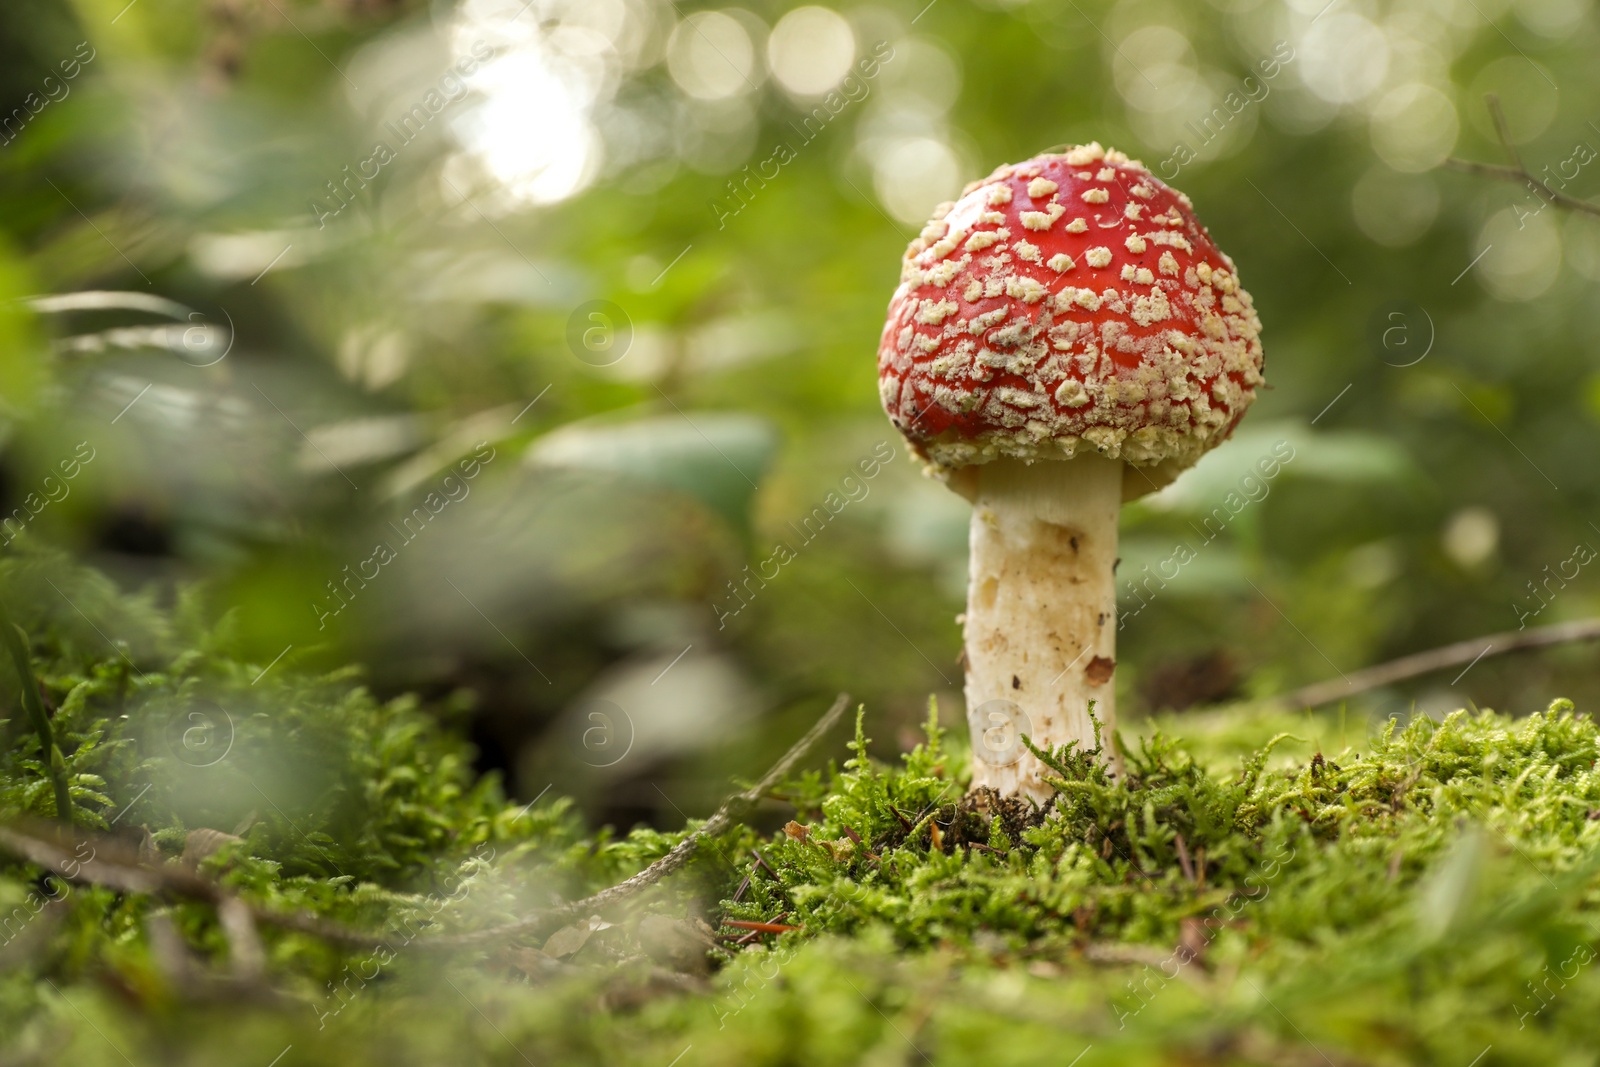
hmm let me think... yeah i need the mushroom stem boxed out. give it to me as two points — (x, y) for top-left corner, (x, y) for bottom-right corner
(962, 454), (1121, 801)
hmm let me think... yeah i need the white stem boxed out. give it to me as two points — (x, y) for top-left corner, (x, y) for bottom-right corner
(962, 455), (1121, 801)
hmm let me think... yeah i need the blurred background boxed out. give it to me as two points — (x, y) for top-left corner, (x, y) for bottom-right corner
(1, 0), (1597, 828)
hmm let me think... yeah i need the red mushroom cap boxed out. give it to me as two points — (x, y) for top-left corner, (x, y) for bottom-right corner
(877, 143), (1264, 497)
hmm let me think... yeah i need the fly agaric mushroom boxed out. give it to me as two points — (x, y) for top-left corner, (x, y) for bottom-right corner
(876, 143), (1264, 801)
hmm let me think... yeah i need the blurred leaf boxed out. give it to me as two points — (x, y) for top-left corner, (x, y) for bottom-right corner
(1119, 536), (1248, 598)
(0, 240), (46, 415)
(1417, 826), (1486, 943)
(1143, 421), (1416, 513)
(526, 410), (778, 531)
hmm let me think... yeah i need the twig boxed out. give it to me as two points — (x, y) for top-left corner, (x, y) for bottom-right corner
(723, 920), (800, 934)
(0, 597), (72, 826)
(419, 692), (853, 947)
(1265, 617), (1600, 711)
(1173, 832), (1196, 884)
(0, 821), (386, 946)
(432, 693), (850, 942)
(1441, 94), (1600, 220)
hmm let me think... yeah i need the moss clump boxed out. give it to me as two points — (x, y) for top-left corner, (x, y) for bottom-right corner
(725, 700), (1600, 961)
(0, 551), (694, 981)
(698, 702), (1600, 1065)
(3, 550), (1600, 1063)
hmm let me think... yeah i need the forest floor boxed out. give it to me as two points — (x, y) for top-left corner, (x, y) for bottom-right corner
(2, 550), (1598, 1066)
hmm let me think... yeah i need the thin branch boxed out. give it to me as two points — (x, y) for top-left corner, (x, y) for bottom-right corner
(1440, 159), (1529, 184)
(426, 691), (853, 946)
(1441, 93), (1600, 220)
(0, 822), (393, 946)
(0, 692), (855, 953)
(1266, 617), (1600, 711)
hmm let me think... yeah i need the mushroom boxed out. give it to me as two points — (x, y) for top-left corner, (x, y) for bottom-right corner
(875, 143), (1264, 801)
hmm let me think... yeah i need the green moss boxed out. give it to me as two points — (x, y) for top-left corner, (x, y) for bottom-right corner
(4, 551), (1600, 1064)
(729, 698), (1600, 956)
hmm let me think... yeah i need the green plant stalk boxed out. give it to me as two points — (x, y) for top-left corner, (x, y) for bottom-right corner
(0, 596), (71, 825)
